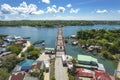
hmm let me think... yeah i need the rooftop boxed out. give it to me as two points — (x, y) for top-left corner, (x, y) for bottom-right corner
(19, 59), (35, 67)
(18, 59), (35, 71)
(76, 68), (93, 78)
(24, 76), (39, 80)
(76, 64), (98, 69)
(77, 55), (98, 63)
(95, 70), (115, 80)
(10, 71), (25, 80)
(45, 47), (54, 51)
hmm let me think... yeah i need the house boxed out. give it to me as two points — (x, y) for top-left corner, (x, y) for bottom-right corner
(45, 47), (55, 54)
(9, 71), (25, 80)
(12, 39), (27, 45)
(76, 55), (98, 69)
(88, 45), (101, 52)
(18, 59), (35, 71)
(94, 70), (115, 80)
(76, 68), (93, 78)
(31, 61), (44, 70)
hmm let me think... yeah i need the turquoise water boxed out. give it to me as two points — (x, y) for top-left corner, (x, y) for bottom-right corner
(0, 25), (119, 75)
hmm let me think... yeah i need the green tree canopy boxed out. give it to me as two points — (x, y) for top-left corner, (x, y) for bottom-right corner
(2, 54), (22, 72)
(0, 68), (9, 80)
(7, 44), (22, 54)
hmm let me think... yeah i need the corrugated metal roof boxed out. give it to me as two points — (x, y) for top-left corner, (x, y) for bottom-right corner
(77, 54), (98, 63)
(19, 59), (35, 67)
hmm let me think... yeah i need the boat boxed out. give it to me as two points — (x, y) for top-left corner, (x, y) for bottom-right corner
(33, 40), (45, 45)
(71, 41), (78, 46)
(23, 37), (31, 39)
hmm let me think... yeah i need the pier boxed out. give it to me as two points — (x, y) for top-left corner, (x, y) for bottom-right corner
(55, 26), (68, 80)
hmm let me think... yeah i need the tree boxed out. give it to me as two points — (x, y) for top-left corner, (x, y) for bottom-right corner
(0, 68), (9, 80)
(77, 29), (120, 60)
(2, 54), (22, 72)
(7, 44), (22, 54)
(0, 40), (4, 45)
(50, 76), (56, 80)
(40, 70), (44, 80)
(0, 34), (8, 39)
(29, 50), (40, 59)
(27, 45), (41, 59)
(27, 45), (34, 52)
(29, 66), (40, 77)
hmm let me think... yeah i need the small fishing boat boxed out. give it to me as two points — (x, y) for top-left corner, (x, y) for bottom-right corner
(23, 37), (31, 39)
(33, 40), (45, 45)
(71, 41), (78, 46)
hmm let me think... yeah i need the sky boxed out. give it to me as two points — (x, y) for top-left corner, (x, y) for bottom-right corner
(0, 0), (120, 20)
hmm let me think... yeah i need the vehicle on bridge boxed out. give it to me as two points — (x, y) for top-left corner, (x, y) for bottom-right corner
(62, 55), (67, 66)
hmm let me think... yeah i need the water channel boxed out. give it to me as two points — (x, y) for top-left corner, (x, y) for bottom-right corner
(0, 25), (120, 75)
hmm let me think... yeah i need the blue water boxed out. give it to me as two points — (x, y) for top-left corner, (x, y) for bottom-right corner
(0, 25), (119, 75)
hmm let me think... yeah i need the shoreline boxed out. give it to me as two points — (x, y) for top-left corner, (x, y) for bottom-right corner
(0, 20), (120, 27)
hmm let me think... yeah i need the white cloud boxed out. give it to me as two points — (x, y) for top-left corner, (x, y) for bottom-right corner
(31, 10), (44, 15)
(117, 10), (120, 13)
(52, 5), (56, 8)
(20, 1), (27, 8)
(66, 4), (72, 8)
(41, 0), (50, 4)
(70, 8), (79, 13)
(20, 13), (27, 17)
(96, 9), (108, 13)
(58, 7), (65, 13)
(1, 2), (44, 15)
(46, 6), (58, 13)
(46, 5), (65, 13)
(1, 3), (18, 14)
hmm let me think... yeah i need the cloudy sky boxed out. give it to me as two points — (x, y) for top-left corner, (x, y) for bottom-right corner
(0, 0), (120, 20)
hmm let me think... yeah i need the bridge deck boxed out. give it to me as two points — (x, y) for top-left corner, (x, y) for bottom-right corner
(55, 26), (68, 80)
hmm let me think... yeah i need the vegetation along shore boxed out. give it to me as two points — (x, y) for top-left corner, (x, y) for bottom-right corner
(0, 20), (120, 27)
(76, 29), (120, 60)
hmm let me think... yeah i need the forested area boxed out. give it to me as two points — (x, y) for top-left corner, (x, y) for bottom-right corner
(77, 29), (120, 60)
(0, 20), (120, 27)
(0, 54), (23, 80)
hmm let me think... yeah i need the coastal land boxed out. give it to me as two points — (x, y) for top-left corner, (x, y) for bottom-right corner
(0, 24), (120, 80)
(0, 20), (120, 27)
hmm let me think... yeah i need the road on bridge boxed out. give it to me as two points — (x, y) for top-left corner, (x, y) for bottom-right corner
(55, 26), (68, 80)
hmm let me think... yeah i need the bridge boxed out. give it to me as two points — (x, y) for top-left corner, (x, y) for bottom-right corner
(55, 26), (68, 80)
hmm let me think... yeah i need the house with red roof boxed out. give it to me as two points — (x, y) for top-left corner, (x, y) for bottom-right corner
(9, 71), (25, 80)
(94, 70), (115, 80)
